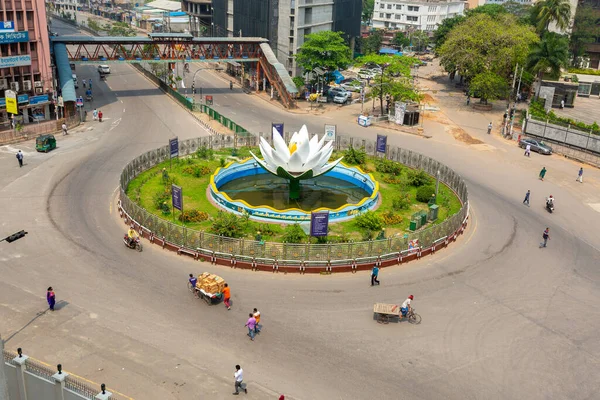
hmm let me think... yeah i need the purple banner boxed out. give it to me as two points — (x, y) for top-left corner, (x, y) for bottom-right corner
(169, 137), (178, 158)
(376, 134), (387, 153)
(171, 184), (183, 211)
(272, 123), (284, 138)
(310, 211), (329, 237)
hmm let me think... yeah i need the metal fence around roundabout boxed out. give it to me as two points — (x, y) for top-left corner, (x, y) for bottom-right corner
(119, 134), (469, 272)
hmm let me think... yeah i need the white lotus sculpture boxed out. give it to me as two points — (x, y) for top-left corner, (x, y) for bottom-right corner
(250, 125), (343, 199)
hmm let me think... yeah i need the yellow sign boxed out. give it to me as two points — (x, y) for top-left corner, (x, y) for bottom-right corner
(5, 89), (17, 114)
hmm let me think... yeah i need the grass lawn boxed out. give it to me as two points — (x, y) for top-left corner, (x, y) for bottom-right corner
(126, 146), (462, 243)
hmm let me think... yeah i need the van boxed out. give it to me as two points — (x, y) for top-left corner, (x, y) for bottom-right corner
(72, 74), (79, 89)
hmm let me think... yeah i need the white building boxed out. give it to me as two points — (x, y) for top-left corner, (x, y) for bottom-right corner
(372, 0), (467, 32)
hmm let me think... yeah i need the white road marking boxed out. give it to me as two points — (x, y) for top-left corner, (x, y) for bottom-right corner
(231, 111), (237, 115)
(123, 108), (126, 113)
(109, 118), (122, 131)
(587, 203), (600, 213)
(120, 100), (123, 103)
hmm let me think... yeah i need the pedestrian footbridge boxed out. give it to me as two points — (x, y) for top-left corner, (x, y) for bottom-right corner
(51, 33), (298, 108)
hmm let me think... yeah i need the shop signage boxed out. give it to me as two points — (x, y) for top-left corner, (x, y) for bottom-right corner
(5, 90), (17, 114)
(29, 94), (49, 105)
(0, 55), (31, 68)
(0, 31), (29, 43)
(0, 94), (29, 108)
(0, 21), (14, 32)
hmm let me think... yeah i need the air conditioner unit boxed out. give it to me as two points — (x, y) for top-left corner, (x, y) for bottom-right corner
(23, 80), (32, 91)
(0, 78), (7, 89)
(10, 82), (19, 91)
(35, 87), (43, 94)
(34, 81), (43, 88)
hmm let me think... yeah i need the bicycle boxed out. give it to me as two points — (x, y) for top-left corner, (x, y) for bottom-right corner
(404, 308), (422, 324)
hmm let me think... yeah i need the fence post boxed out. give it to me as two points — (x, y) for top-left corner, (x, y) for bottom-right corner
(543, 119), (548, 138)
(95, 383), (112, 400)
(52, 365), (68, 400)
(9, 347), (28, 400)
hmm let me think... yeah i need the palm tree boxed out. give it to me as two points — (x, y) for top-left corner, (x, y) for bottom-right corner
(527, 33), (569, 96)
(535, 0), (572, 33)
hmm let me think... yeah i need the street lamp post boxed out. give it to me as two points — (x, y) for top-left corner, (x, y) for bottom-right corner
(379, 63), (389, 115)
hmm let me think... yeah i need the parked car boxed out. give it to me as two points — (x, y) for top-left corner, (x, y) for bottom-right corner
(519, 138), (553, 155)
(327, 87), (349, 98)
(333, 92), (351, 104)
(340, 81), (363, 92)
(98, 65), (111, 74)
(358, 70), (378, 80)
(72, 74), (78, 89)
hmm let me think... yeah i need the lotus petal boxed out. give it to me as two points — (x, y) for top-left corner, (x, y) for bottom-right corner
(272, 129), (291, 162)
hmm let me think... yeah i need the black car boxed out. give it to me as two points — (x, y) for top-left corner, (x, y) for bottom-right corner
(519, 138), (553, 155)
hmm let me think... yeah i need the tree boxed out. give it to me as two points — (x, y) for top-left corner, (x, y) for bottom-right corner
(433, 15), (465, 50)
(465, 3), (507, 18)
(438, 14), (539, 82)
(393, 32), (410, 49)
(362, 0), (375, 23)
(570, 5), (600, 60)
(296, 31), (352, 73)
(534, 0), (572, 33)
(408, 30), (430, 52)
(527, 32), (569, 90)
(361, 30), (384, 55)
(502, 1), (535, 26)
(469, 72), (509, 104)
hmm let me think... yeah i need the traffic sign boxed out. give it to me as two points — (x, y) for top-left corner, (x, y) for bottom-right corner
(76, 96), (84, 107)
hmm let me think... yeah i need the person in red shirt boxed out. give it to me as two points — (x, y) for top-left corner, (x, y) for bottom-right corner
(98, 110), (103, 122)
(222, 283), (231, 310)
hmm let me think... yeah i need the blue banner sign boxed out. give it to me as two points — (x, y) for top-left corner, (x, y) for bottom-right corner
(0, 55), (31, 68)
(0, 31), (28, 43)
(0, 94), (29, 107)
(171, 184), (183, 211)
(0, 21), (14, 32)
(169, 137), (178, 158)
(376, 134), (387, 153)
(29, 94), (49, 105)
(310, 211), (329, 237)
(272, 123), (284, 138)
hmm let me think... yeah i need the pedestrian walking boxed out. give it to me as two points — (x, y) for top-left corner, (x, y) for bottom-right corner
(540, 227), (550, 248)
(223, 283), (231, 310)
(523, 190), (530, 206)
(466, 95), (470, 106)
(16, 150), (23, 168)
(245, 313), (256, 341)
(93, 108), (98, 121)
(98, 110), (103, 122)
(487, 122), (492, 135)
(560, 99), (565, 109)
(253, 308), (262, 334)
(539, 167), (547, 181)
(83, 80), (86, 89)
(371, 265), (380, 286)
(62, 122), (68, 135)
(88, 78), (92, 89)
(230, 81), (233, 90)
(524, 144), (531, 157)
(232, 365), (247, 395)
(47, 287), (56, 311)
(577, 167), (583, 183)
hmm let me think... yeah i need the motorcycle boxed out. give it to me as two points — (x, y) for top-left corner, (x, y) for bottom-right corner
(123, 234), (143, 252)
(546, 200), (554, 213)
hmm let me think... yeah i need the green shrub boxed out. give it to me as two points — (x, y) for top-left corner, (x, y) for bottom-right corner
(416, 185), (435, 203)
(210, 211), (246, 238)
(355, 211), (383, 231)
(196, 146), (214, 160)
(257, 223), (280, 237)
(282, 223), (307, 243)
(392, 192), (411, 210)
(375, 158), (402, 175)
(178, 209), (209, 223)
(343, 146), (367, 165)
(530, 100), (599, 133)
(407, 169), (433, 187)
(220, 158), (226, 167)
(153, 188), (170, 209)
(382, 210), (403, 225)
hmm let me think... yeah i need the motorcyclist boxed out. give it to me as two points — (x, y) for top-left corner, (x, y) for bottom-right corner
(401, 295), (414, 318)
(127, 225), (138, 247)
(546, 195), (555, 210)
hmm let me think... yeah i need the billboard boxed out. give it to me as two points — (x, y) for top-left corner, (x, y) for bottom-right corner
(272, 123), (284, 138)
(169, 137), (179, 158)
(324, 124), (336, 141)
(0, 94), (29, 108)
(0, 31), (29, 44)
(29, 95), (49, 105)
(0, 21), (14, 32)
(0, 55), (31, 68)
(376, 134), (387, 153)
(310, 211), (329, 237)
(171, 184), (183, 211)
(5, 90), (17, 114)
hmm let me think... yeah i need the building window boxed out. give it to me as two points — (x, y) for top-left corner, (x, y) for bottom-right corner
(385, 21), (390, 27)
(30, 42), (36, 52)
(391, 23), (397, 28)
(407, 16), (418, 21)
(380, 3), (385, 8)
(387, 4), (392, 8)
(19, 42), (27, 52)
(396, 4), (402, 9)
(386, 13), (392, 18)
(426, 24), (435, 30)
(407, 6), (419, 12)
(379, 12), (384, 17)
(395, 14), (401, 19)
(428, 6), (437, 12)
(427, 15), (436, 22)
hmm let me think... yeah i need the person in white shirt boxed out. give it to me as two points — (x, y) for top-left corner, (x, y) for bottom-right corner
(233, 365), (247, 395)
(401, 295), (414, 318)
(524, 144), (531, 157)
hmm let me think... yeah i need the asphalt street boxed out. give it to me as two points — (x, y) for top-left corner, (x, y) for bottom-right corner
(1, 18), (600, 400)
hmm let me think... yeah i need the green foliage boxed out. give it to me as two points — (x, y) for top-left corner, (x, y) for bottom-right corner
(292, 76), (305, 91)
(438, 14), (538, 81)
(406, 169), (433, 187)
(152, 188), (170, 209)
(570, 4), (600, 59)
(257, 223), (280, 237)
(368, 76), (422, 104)
(469, 72), (509, 104)
(567, 68), (600, 76)
(210, 211), (246, 238)
(529, 100), (600, 133)
(343, 146), (367, 165)
(182, 165), (212, 177)
(527, 32), (569, 81)
(361, 30), (384, 55)
(393, 32), (410, 49)
(465, 4), (508, 18)
(392, 192), (412, 210)
(382, 210), (403, 226)
(407, 30), (430, 52)
(196, 146), (214, 160)
(433, 15), (466, 50)
(355, 211), (383, 231)
(534, 0), (572, 33)
(106, 22), (136, 37)
(362, 0), (375, 22)
(356, 54), (417, 78)
(87, 19), (102, 32)
(282, 224), (307, 243)
(179, 209), (209, 223)
(296, 31), (352, 73)
(416, 186), (436, 203)
(375, 158), (402, 175)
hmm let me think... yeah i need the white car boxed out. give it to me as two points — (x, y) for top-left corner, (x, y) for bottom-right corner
(358, 70), (379, 80)
(340, 81), (363, 92)
(333, 92), (351, 104)
(98, 65), (111, 74)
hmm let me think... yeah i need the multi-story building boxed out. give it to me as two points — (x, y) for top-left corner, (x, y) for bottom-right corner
(182, 0), (213, 36)
(52, 0), (78, 14)
(0, 0), (53, 126)
(372, 0), (466, 32)
(210, 0), (362, 76)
